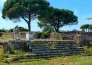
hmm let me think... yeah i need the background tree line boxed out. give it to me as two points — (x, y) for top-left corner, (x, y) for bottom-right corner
(0, 27), (28, 32)
(80, 24), (92, 32)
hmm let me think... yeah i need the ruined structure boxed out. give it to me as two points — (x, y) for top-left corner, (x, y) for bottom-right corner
(50, 31), (92, 46)
(9, 40), (84, 58)
(75, 32), (92, 46)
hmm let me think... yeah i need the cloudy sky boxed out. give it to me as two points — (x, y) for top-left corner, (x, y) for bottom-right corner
(0, 0), (92, 31)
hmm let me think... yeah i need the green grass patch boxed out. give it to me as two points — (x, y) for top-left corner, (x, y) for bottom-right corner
(0, 45), (3, 60)
(0, 33), (13, 41)
(0, 56), (92, 65)
(83, 46), (92, 56)
(76, 56), (92, 65)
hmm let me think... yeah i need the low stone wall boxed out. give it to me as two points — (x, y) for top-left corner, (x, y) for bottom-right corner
(9, 40), (28, 50)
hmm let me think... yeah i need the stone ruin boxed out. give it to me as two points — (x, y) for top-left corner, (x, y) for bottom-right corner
(50, 32), (76, 40)
(26, 32), (38, 40)
(75, 32), (92, 46)
(7, 40), (84, 58)
(0, 31), (85, 59)
(50, 31), (92, 46)
(1, 30), (91, 59)
(50, 32), (63, 40)
(12, 25), (38, 40)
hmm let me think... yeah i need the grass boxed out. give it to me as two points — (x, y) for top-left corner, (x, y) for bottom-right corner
(0, 45), (3, 60)
(0, 45), (92, 65)
(0, 45), (91, 65)
(0, 33), (13, 42)
(0, 55), (92, 65)
(0, 32), (26, 41)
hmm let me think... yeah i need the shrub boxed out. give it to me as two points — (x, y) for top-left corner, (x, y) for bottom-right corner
(7, 44), (15, 54)
(83, 46), (92, 56)
(4, 59), (10, 63)
(37, 31), (43, 39)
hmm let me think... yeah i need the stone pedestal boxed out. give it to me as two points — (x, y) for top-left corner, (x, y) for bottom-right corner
(26, 32), (34, 40)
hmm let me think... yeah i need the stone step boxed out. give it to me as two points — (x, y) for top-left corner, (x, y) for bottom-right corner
(32, 49), (70, 54)
(31, 43), (70, 46)
(30, 42), (72, 44)
(32, 48), (69, 51)
(32, 50), (59, 54)
(26, 40), (84, 58)
(70, 47), (84, 51)
(25, 52), (72, 58)
(32, 49), (83, 55)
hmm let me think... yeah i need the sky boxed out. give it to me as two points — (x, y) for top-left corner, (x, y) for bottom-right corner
(0, 0), (92, 31)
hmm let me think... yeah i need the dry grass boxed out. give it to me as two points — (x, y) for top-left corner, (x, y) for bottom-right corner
(0, 33), (13, 42)
(0, 32), (26, 42)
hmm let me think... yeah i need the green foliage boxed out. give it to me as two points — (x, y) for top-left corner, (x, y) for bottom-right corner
(0, 26), (28, 32)
(80, 24), (92, 32)
(2, 0), (50, 31)
(4, 59), (10, 63)
(37, 31), (51, 39)
(7, 44), (15, 54)
(80, 24), (89, 32)
(0, 28), (6, 32)
(83, 46), (92, 56)
(80, 24), (89, 29)
(88, 25), (92, 29)
(18, 27), (28, 32)
(43, 31), (51, 38)
(8, 29), (13, 32)
(42, 26), (54, 32)
(37, 31), (43, 38)
(58, 30), (67, 33)
(38, 7), (78, 32)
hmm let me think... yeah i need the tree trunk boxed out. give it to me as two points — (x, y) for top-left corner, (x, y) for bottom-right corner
(55, 28), (59, 32)
(28, 13), (31, 31)
(28, 22), (31, 31)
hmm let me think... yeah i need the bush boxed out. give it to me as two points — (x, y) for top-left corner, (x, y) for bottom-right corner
(83, 46), (92, 56)
(0, 28), (6, 32)
(37, 31), (51, 39)
(4, 59), (10, 63)
(37, 31), (43, 39)
(7, 44), (15, 54)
